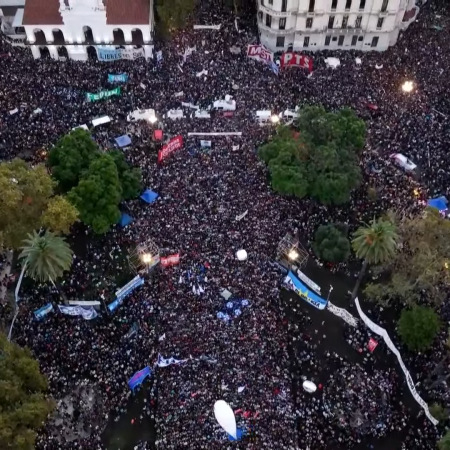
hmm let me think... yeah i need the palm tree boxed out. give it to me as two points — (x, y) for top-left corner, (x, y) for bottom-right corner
(18, 230), (73, 283)
(8, 230), (73, 341)
(350, 217), (399, 300)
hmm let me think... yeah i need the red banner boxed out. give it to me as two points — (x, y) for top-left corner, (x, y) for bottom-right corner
(160, 253), (180, 268)
(158, 135), (183, 163)
(368, 337), (378, 352)
(247, 44), (273, 63)
(280, 52), (313, 72)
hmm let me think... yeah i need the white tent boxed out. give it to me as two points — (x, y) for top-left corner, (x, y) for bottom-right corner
(127, 109), (157, 123)
(91, 116), (111, 127)
(195, 110), (211, 119)
(213, 98), (236, 111)
(325, 57), (340, 69)
(167, 109), (184, 120)
(236, 249), (248, 261)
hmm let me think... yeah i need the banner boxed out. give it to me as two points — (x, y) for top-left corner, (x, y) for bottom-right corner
(193, 24), (221, 30)
(125, 322), (139, 339)
(157, 354), (187, 367)
(280, 52), (313, 71)
(109, 275), (145, 312)
(200, 140), (212, 148)
(247, 44), (273, 63)
(160, 253), (180, 268)
(108, 73), (128, 83)
(98, 47), (144, 61)
(296, 269), (321, 294)
(58, 305), (98, 320)
(128, 366), (152, 390)
(156, 50), (163, 62)
(86, 87), (120, 102)
(269, 61), (279, 75)
(158, 135), (184, 163)
(284, 271), (328, 310)
(34, 303), (54, 320)
(368, 337), (378, 352)
(355, 298), (438, 425)
(235, 210), (248, 221)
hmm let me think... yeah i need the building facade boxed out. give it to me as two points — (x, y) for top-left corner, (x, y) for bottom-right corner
(257, 0), (419, 52)
(20, 0), (153, 60)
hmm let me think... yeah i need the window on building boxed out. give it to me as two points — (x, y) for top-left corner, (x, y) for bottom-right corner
(325, 35), (331, 46)
(281, 0), (287, 12)
(279, 18), (286, 29)
(328, 16), (335, 28)
(359, 0), (366, 10)
(338, 35), (344, 46)
(342, 15), (348, 28)
(268, 0), (273, 4)
(355, 15), (362, 28)
(266, 14), (272, 27)
(381, 0), (388, 11)
(308, 0), (315, 12)
(276, 36), (285, 47)
(377, 17), (384, 29)
(345, 0), (352, 9)
(304, 36), (310, 47)
(331, 0), (337, 10)
(306, 18), (313, 28)
(351, 35), (358, 45)
(358, 35), (363, 40)
(332, 36), (337, 41)
(371, 36), (379, 47)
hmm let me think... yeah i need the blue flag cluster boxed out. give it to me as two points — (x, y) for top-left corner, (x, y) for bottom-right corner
(108, 73), (128, 83)
(34, 303), (54, 320)
(284, 271), (328, 310)
(217, 299), (250, 322)
(128, 366), (152, 390)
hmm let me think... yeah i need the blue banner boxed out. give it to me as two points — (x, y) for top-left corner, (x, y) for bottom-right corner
(98, 48), (121, 61)
(284, 271), (328, 310)
(128, 366), (152, 390)
(108, 276), (145, 312)
(34, 303), (54, 320)
(108, 73), (128, 83)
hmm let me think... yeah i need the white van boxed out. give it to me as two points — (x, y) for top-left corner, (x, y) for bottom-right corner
(127, 108), (157, 123)
(390, 153), (417, 172)
(166, 109), (184, 120)
(256, 110), (272, 125)
(213, 95), (236, 111)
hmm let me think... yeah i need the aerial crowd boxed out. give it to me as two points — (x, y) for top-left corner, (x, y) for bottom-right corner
(0, 0), (449, 449)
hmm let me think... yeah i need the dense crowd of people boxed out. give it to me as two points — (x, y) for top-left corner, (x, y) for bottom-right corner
(0, 0), (449, 448)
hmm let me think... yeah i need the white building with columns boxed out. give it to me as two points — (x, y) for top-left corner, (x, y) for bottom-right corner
(257, 0), (419, 52)
(22, 0), (153, 60)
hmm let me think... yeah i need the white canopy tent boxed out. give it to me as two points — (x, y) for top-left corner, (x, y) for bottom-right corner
(91, 116), (111, 127)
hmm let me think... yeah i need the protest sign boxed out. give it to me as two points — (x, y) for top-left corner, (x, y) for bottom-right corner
(86, 87), (121, 102)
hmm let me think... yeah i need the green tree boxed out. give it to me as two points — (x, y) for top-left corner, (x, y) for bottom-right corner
(364, 208), (450, 305)
(351, 217), (399, 300)
(439, 430), (450, 450)
(0, 159), (55, 250)
(259, 106), (365, 205)
(41, 195), (79, 234)
(429, 403), (448, 422)
(68, 154), (122, 234)
(109, 150), (142, 200)
(19, 230), (73, 283)
(313, 223), (350, 263)
(157, 0), (196, 31)
(48, 129), (100, 192)
(398, 305), (440, 352)
(0, 333), (54, 449)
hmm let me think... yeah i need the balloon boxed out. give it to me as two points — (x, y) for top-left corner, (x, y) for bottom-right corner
(236, 249), (247, 261)
(214, 400), (237, 438)
(302, 380), (317, 393)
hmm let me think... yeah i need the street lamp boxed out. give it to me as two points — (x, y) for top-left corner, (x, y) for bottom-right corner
(270, 114), (280, 124)
(141, 253), (152, 264)
(288, 249), (299, 261)
(402, 81), (414, 93)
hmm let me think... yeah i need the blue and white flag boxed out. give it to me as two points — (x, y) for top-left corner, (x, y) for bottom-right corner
(157, 354), (187, 367)
(269, 61), (279, 75)
(217, 299), (250, 322)
(34, 303), (54, 320)
(128, 366), (152, 390)
(156, 50), (163, 62)
(284, 271), (328, 310)
(58, 305), (98, 320)
(109, 275), (145, 312)
(108, 73), (128, 83)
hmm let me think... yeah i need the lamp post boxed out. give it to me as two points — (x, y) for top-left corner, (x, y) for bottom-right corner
(326, 285), (334, 302)
(141, 253), (153, 273)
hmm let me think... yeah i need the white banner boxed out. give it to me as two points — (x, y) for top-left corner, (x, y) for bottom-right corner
(355, 298), (438, 425)
(157, 354), (187, 367)
(200, 140), (212, 148)
(327, 301), (358, 328)
(193, 24), (222, 30)
(235, 210), (248, 221)
(296, 269), (321, 294)
(58, 305), (98, 320)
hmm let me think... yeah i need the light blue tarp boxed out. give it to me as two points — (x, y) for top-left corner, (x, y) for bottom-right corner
(428, 196), (448, 212)
(119, 213), (133, 227)
(140, 189), (159, 203)
(228, 428), (246, 441)
(115, 135), (132, 147)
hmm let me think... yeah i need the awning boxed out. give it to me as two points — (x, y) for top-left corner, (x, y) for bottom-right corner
(12, 8), (24, 27)
(115, 134), (132, 147)
(92, 116), (111, 127)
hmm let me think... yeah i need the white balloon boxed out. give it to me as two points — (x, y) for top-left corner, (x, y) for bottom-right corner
(214, 400), (237, 438)
(302, 380), (317, 393)
(236, 249), (247, 261)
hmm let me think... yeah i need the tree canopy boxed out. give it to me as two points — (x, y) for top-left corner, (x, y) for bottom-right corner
(259, 106), (365, 205)
(398, 305), (440, 352)
(313, 223), (350, 263)
(156, 0), (196, 31)
(0, 159), (78, 249)
(109, 150), (142, 200)
(19, 230), (73, 283)
(364, 208), (450, 305)
(0, 333), (54, 450)
(439, 430), (450, 450)
(48, 129), (99, 192)
(68, 154), (122, 234)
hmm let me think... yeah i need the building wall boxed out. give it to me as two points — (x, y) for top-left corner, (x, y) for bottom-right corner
(257, 0), (410, 52)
